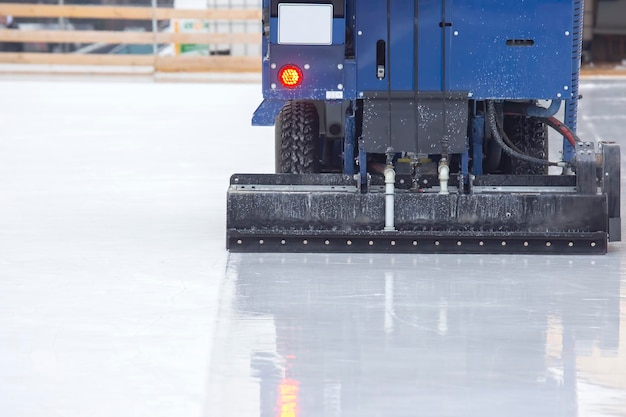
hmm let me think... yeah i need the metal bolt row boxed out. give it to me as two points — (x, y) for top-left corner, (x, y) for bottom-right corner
(235, 239), (597, 247)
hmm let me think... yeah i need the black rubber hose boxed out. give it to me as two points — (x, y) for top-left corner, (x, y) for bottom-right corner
(500, 103), (579, 147)
(494, 114), (524, 154)
(486, 101), (557, 167)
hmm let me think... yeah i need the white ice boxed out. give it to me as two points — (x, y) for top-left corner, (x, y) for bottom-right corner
(0, 79), (272, 417)
(1, 78), (626, 417)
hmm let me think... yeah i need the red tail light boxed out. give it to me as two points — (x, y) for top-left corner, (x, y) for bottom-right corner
(278, 65), (303, 88)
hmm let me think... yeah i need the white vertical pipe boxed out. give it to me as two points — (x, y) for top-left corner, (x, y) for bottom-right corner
(384, 166), (396, 231)
(438, 159), (450, 195)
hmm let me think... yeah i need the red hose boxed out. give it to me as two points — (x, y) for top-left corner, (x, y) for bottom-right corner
(546, 116), (577, 148)
(503, 110), (578, 148)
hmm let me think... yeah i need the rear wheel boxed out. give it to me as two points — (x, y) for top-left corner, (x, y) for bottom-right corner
(274, 101), (320, 173)
(499, 115), (549, 175)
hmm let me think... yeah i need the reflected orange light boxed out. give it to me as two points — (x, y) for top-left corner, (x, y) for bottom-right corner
(277, 378), (299, 417)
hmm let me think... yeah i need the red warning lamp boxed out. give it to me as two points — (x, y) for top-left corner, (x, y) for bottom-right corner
(278, 65), (303, 88)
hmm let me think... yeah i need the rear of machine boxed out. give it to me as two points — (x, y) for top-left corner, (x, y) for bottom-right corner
(227, 0), (621, 254)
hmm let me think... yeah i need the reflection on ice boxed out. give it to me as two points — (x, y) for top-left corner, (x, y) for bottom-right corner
(207, 254), (624, 417)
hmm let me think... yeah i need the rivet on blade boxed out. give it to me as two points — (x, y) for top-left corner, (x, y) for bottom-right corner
(281, 240), (286, 245)
(259, 239), (264, 245)
(391, 241), (396, 246)
(369, 241), (374, 246)
(523, 241), (529, 247)
(568, 242), (574, 247)
(479, 241), (484, 246)
(303, 239), (308, 245)
(325, 240), (330, 245)
(457, 241), (462, 246)
(237, 240), (242, 245)
(347, 240), (352, 245)
(501, 241), (507, 246)
(413, 241), (418, 246)
(435, 241), (440, 246)
(591, 242), (596, 247)
(546, 242), (552, 247)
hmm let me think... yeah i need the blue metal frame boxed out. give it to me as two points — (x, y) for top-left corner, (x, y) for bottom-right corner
(343, 102), (356, 175)
(471, 115), (485, 176)
(563, 0), (585, 162)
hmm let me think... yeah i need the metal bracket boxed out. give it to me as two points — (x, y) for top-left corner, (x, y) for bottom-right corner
(576, 142), (596, 195)
(601, 142), (621, 241)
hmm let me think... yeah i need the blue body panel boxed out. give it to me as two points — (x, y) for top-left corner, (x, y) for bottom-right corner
(352, 0), (575, 97)
(355, 0), (444, 92)
(450, 0), (574, 99)
(254, 0), (580, 126)
(262, 45), (346, 101)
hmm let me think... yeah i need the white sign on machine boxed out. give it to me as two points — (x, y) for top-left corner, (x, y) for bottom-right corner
(278, 3), (333, 45)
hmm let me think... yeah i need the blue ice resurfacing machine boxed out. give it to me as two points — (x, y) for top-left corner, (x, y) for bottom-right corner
(227, 0), (621, 254)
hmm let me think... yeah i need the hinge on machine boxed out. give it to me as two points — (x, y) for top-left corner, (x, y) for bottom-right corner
(575, 142), (596, 195)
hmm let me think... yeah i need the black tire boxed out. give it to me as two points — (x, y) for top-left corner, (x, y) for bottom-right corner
(274, 101), (320, 174)
(499, 115), (549, 175)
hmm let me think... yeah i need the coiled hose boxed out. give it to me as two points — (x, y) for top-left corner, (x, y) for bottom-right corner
(486, 100), (558, 167)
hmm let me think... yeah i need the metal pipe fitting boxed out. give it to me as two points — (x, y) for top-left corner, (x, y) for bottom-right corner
(384, 165), (396, 231)
(438, 159), (450, 195)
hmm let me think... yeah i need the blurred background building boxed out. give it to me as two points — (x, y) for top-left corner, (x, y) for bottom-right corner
(586, 0), (626, 63)
(2, 0), (261, 56)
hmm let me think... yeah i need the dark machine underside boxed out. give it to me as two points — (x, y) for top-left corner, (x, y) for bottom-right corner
(227, 147), (619, 254)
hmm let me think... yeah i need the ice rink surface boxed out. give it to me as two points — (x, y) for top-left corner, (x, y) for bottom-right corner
(1, 77), (625, 417)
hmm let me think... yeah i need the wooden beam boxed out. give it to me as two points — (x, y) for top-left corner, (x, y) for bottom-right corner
(0, 52), (155, 66)
(0, 52), (261, 73)
(0, 3), (261, 21)
(581, 65), (626, 77)
(0, 29), (152, 44)
(155, 8), (261, 20)
(0, 29), (261, 45)
(163, 32), (260, 45)
(0, 3), (261, 20)
(155, 56), (260, 73)
(0, 4), (153, 20)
